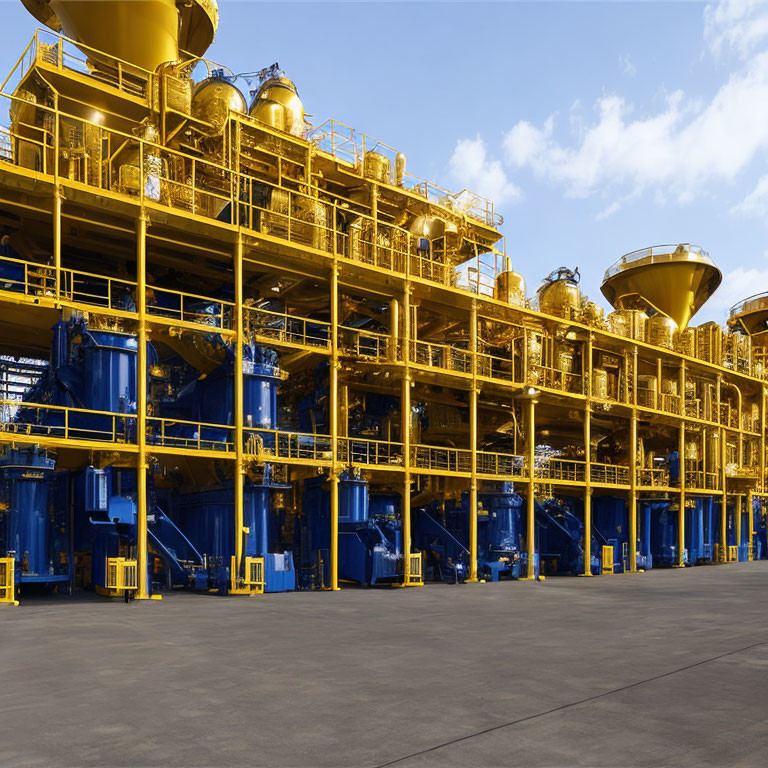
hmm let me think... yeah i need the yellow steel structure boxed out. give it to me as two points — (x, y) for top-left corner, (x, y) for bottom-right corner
(0, 557), (19, 605)
(0, 3), (765, 599)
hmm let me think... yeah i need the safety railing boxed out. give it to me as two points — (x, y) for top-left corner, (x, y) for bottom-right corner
(147, 287), (233, 329)
(0, 400), (137, 443)
(337, 437), (403, 466)
(535, 458), (586, 482)
(410, 340), (472, 374)
(411, 444), (471, 473)
(409, 251), (456, 287)
(245, 305), (330, 349)
(244, 428), (333, 462)
(636, 466), (671, 487)
(477, 451), (526, 477)
(591, 462), (631, 485)
(604, 243), (713, 281)
(147, 416), (234, 452)
(685, 470), (720, 490)
(104, 557), (138, 592)
(476, 350), (518, 382)
(530, 365), (584, 394)
(339, 327), (392, 361)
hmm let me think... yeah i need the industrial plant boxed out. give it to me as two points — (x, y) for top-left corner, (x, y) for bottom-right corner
(2, 0), (767, 606)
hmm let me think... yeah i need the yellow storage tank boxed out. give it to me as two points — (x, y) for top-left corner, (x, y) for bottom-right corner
(648, 314), (678, 350)
(192, 73), (247, 131)
(538, 267), (581, 320)
(249, 66), (306, 137)
(363, 152), (391, 183)
(592, 368), (608, 399)
(495, 270), (526, 307)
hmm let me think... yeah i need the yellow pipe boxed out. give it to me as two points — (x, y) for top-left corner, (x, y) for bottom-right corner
(736, 493), (742, 559)
(389, 298), (399, 363)
(629, 411), (638, 572)
(583, 404), (592, 576)
(402, 285), (412, 585)
(468, 299), (478, 582)
(677, 421), (686, 567)
(525, 396), (536, 579)
(234, 235), (245, 587)
(721, 425), (727, 561)
(136, 211), (149, 600)
(53, 189), (62, 300)
(330, 263), (340, 590)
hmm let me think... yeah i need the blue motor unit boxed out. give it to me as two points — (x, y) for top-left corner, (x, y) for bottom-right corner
(171, 481), (295, 593)
(301, 472), (401, 587)
(0, 447), (68, 588)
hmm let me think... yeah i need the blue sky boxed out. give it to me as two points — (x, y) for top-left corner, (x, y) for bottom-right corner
(2, 0), (767, 324)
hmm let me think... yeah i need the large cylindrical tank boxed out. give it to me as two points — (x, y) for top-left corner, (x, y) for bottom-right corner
(249, 75), (306, 137)
(495, 270), (526, 306)
(1, 449), (56, 579)
(676, 327), (695, 356)
(696, 322), (723, 365)
(538, 274), (580, 319)
(363, 152), (390, 183)
(339, 473), (369, 524)
(82, 330), (139, 413)
(580, 301), (605, 328)
(608, 311), (629, 338)
(192, 74), (247, 131)
(648, 314), (678, 350)
(592, 368), (608, 399)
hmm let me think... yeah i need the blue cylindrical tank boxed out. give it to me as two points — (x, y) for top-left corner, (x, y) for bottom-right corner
(82, 330), (139, 413)
(1, 449), (56, 580)
(339, 473), (369, 524)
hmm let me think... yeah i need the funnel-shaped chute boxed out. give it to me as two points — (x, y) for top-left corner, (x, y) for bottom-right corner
(728, 293), (768, 337)
(601, 244), (721, 330)
(21, 0), (218, 71)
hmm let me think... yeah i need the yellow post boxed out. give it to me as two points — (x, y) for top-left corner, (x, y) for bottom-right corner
(748, 491), (755, 561)
(735, 493), (742, 560)
(467, 299), (479, 582)
(583, 404), (592, 576)
(721, 425), (727, 562)
(136, 211), (149, 600)
(329, 262), (340, 590)
(629, 411), (638, 572)
(53, 187), (62, 299)
(525, 396), (536, 579)
(234, 235), (245, 588)
(401, 284), (412, 584)
(677, 421), (686, 567)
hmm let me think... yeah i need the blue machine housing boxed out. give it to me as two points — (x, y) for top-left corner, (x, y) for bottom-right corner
(0, 447), (68, 587)
(170, 481), (295, 593)
(686, 497), (715, 564)
(301, 473), (401, 587)
(536, 497), (599, 575)
(414, 484), (527, 582)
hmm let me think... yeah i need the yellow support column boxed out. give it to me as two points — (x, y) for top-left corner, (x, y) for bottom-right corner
(525, 396), (536, 579)
(583, 404), (592, 576)
(53, 187), (62, 300)
(233, 235), (246, 592)
(329, 262), (340, 590)
(136, 211), (150, 600)
(468, 299), (479, 582)
(401, 283), (413, 585)
(720, 425), (728, 562)
(629, 411), (638, 572)
(736, 493), (742, 561)
(676, 421), (686, 567)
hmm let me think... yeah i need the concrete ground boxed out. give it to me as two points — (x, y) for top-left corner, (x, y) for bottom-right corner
(2, 563), (768, 768)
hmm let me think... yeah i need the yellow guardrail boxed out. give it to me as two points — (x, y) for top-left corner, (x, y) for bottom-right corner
(104, 557), (138, 592)
(147, 416), (234, 452)
(0, 557), (18, 605)
(246, 306), (330, 349)
(244, 557), (265, 594)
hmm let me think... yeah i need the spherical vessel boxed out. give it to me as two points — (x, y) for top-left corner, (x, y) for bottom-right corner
(192, 76), (246, 130)
(495, 270), (526, 306)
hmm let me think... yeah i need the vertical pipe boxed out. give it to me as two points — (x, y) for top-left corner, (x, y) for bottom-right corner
(136, 212), (149, 599)
(583, 405), (592, 576)
(629, 411), (638, 572)
(678, 422), (686, 567)
(330, 263), (340, 590)
(468, 300), (478, 582)
(736, 493), (742, 558)
(389, 298), (399, 363)
(53, 189), (62, 299)
(401, 283), (412, 584)
(234, 236), (245, 587)
(525, 397), (536, 579)
(721, 424), (727, 561)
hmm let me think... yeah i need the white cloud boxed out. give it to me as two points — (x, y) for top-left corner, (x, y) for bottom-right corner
(707, 260), (768, 314)
(501, 46), (768, 203)
(619, 54), (637, 77)
(705, 0), (768, 60)
(448, 136), (522, 206)
(732, 174), (768, 218)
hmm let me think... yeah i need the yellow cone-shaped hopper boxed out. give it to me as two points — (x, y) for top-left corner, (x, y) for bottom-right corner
(601, 244), (721, 330)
